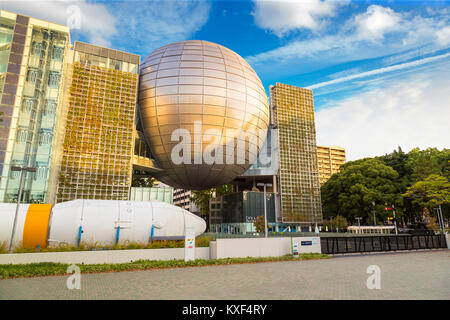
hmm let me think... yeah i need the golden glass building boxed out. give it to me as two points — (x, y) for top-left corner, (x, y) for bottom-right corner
(0, 10), (70, 203)
(317, 145), (346, 185)
(55, 42), (140, 202)
(270, 83), (322, 224)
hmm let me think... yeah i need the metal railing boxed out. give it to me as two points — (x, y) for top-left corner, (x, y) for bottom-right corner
(321, 234), (447, 254)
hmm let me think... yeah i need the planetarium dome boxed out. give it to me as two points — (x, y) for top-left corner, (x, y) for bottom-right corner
(138, 40), (269, 190)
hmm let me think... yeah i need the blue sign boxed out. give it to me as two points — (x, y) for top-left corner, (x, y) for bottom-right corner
(301, 241), (312, 246)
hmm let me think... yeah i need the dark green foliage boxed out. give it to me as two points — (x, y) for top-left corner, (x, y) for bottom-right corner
(131, 177), (155, 187)
(254, 215), (271, 233)
(322, 147), (450, 224)
(403, 174), (450, 211)
(321, 158), (401, 223)
(323, 216), (348, 232)
(4, 237), (211, 254)
(190, 184), (233, 218)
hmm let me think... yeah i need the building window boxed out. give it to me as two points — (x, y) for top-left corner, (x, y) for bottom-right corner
(52, 46), (64, 61)
(22, 98), (36, 113)
(39, 129), (53, 145)
(44, 100), (57, 115)
(16, 129), (32, 143)
(48, 72), (60, 88)
(31, 41), (44, 57)
(26, 69), (40, 84)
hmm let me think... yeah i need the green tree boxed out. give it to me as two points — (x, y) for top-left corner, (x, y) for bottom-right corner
(190, 184), (233, 218)
(131, 176), (155, 187)
(403, 174), (450, 210)
(321, 158), (402, 224)
(377, 146), (412, 190)
(405, 148), (450, 182)
(190, 189), (213, 217)
(324, 215), (348, 232)
(254, 215), (271, 233)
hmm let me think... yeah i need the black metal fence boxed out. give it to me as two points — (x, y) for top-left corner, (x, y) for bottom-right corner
(321, 234), (447, 254)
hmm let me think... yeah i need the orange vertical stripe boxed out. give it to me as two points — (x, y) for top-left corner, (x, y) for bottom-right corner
(22, 204), (52, 249)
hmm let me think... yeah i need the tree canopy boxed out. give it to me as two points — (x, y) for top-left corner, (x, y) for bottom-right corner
(322, 147), (450, 225)
(131, 177), (155, 187)
(403, 174), (450, 209)
(190, 184), (233, 218)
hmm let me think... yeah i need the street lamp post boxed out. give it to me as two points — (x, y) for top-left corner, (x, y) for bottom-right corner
(9, 166), (37, 253)
(392, 204), (398, 235)
(372, 202), (376, 226)
(356, 217), (362, 234)
(257, 183), (272, 238)
(435, 205), (446, 234)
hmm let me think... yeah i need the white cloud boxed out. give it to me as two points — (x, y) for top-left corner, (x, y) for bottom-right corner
(315, 66), (450, 161)
(0, 0), (117, 47)
(252, 0), (349, 36)
(353, 5), (401, 40)
(1, 0), (211, 54)
(247, 4), (450, 67)
(307, 52), (450, 89)
(436, 26), (450, 46)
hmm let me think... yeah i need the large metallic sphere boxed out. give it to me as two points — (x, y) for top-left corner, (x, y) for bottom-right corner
(139, 40), (269, 190)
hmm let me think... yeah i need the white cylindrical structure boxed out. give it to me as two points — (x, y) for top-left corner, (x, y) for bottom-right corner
(0, 200), (207, 249)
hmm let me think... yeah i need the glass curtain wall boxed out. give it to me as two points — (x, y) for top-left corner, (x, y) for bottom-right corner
(0, 11), (70, 203)
(5, 26), (68, 203)
(270, 83), (322, 224)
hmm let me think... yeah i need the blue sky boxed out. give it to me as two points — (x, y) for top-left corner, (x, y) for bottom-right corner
(2, 0), (449, 160)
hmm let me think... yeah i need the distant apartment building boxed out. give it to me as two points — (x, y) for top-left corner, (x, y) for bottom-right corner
(317, 145), (346, 185)
(173, 188), (200, 214)
(0, 10), (70, 203)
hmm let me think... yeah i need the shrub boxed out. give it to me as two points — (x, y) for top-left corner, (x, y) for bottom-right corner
(196, 236), (210, 247)
(2, 236), (211, 254)
(0, 241), (8, 254)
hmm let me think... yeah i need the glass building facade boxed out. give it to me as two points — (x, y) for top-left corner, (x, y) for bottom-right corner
(0, 11), (70, 203)
(55, 42), (139, 202)
(211, 191), (275, 224)
(270, 83), (322, 224)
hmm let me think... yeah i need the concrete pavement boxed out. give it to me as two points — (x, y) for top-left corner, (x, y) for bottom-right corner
(0, 250), (448, 300)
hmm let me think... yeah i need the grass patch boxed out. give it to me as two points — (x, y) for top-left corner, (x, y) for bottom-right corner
(0, 253), (329, 279)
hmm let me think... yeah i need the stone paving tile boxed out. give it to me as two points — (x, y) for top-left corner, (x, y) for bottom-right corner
(0, 251), (448, 300)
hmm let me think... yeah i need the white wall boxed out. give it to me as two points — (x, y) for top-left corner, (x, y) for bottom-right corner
(0, 237), (322, 265)
(0, 247), (210, 265)
(292, 237), (322, 254)
(210, 237), (321, 259)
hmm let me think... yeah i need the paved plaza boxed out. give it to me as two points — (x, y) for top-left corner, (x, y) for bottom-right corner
(0, 250), (449, 300)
